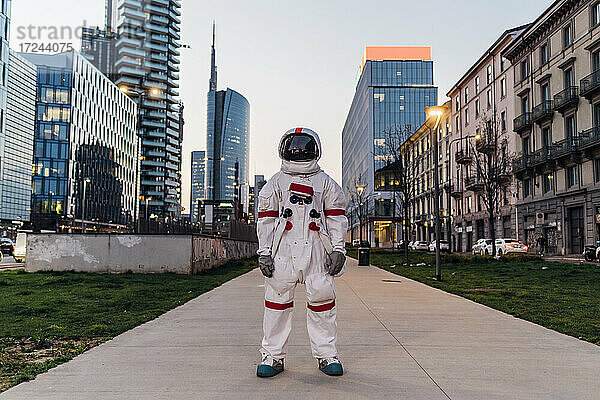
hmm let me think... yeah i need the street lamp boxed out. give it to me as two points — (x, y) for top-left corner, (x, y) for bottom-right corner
(82, 178), (91, 233)
(356, 183), (366, 243)
(425, 105), (449, 281)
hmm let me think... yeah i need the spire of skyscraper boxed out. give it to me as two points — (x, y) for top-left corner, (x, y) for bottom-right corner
(209, 21), (217, 92)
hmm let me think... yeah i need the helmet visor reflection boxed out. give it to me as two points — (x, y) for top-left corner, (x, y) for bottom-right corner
(280, 134), (319, 162)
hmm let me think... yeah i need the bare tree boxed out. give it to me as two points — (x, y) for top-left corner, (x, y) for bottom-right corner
(470, 108), (513, 256)
(376, 124), (416, 262)
(346, 174), (372, 245)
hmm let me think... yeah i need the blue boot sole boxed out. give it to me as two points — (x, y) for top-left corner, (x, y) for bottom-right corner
(257, 364), (283, 378)
(320, 363), (343, 376)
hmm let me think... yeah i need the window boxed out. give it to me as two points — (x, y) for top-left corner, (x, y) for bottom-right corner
(477, 195), (483, 212)
(465, 87), (469, 102)
(475, 98), (480, 116)
(487, 89), (492, 108)
(543, 173), (553, 193)
(500, 77), (506, 97)
(593, 49), (600, 72)
(594, 2), (600, 27)
(595, 158), (600, 182)
(563, 24), (573, 48)
(540, 43), (549, 65)
(542, 126), (552, 148)
(521, 95), (529, 114)
(522, 136), (530, 155)
(455, 115), (460, 132)
(475, 77), (480, 94)
(520, 60), (529, 81)
(500, 57), (507, 72)
(455, 95), (460, 111)
(524, 178), (531, 197)
(564, 68), (574, 88)
(501, 111), (507, 131)
(465, 107), (469, 124)
(567, 165), (579, 188)
(487, 65), (492, 84)
(565, 114), (576, 138)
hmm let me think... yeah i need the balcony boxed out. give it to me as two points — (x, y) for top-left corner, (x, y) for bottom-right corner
(549, 136), (580, 159)
(513, 113), (532, 134)
(581, 70), (600, 101)
(455, 149), (472, 164)
(579, 126), (600, 151)
(512, 154), (531, 175)
(529, 147), (553, 169)
(450, 184), (463, 199)
(531, 100), (554, 124)
(553, 86), (579, 113)
(464, 176), (484, 192)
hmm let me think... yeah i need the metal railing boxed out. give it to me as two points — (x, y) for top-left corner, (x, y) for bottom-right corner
(531, 100), (554, 122)
(580, 70), (600, 98)
(513, 112), (532, 132)
(553, 86), (579, 111)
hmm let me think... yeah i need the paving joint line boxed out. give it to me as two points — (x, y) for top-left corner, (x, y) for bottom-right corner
(340, 276), (452, 400)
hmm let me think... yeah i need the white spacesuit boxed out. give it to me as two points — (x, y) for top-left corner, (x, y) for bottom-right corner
(256, 127), (348, 378)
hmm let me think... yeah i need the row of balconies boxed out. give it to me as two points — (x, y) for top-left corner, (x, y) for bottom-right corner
(511, 127), (600, 176)
(514, 70), (600, 134)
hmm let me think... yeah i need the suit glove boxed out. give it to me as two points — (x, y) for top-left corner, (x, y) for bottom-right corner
(328, 251), (345, 276)
(259, 255), (275, 277)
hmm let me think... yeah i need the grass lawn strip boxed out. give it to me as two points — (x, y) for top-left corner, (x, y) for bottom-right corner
(0, 257), (257, 392)
(348, 249), (600, 346)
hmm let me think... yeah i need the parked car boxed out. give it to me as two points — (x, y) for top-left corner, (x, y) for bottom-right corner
(0, 238), (14, 256)
(13, 233), (26, 263)
(412, 241), (429, 251)
(494, 238), (528, 255)
(472, 238), (493, 255)
(428, 240), (449, 252)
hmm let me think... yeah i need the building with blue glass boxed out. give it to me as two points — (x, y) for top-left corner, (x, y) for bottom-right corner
(205, 27), (250, 214)
(341, 47), (437, 246)
(190, 150), (205, 222)
(21, 51), (138, 232)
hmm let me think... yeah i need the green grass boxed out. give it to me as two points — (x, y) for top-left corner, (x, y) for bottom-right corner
(348, 249), (600, 345)
(0, 257), (257, 392)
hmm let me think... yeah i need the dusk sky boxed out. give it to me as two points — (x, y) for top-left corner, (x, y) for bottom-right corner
(12, 0), (550, 213)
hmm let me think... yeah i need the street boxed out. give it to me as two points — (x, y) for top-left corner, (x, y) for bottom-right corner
(0, 255), (23, 270)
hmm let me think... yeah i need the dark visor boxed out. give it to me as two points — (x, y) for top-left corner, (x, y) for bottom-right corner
(281, 134), (319, 161)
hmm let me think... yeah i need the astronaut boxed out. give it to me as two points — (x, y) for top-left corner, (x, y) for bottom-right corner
(256, 127), (348, 378)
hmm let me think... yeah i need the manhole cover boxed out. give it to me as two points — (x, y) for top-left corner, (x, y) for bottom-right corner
(382, 279), (402, 283)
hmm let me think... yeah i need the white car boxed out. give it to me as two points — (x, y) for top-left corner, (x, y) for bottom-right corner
(494, 238), (528, 255)
(472, 238), (493, 255)
(412, 241), (429, 251)
(428, 240), (449, 252)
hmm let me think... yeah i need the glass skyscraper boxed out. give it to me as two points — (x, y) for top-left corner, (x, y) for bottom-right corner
(341, 47), (437, 245)
(205, 26), (250, 208)
(106, 0), (182, 220)
(1, 50), (36, 225)
(190, 150), (205, 222)
(22, 51), (138, 232)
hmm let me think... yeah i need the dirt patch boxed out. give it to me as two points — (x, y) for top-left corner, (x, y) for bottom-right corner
(0, 337), (105, 392)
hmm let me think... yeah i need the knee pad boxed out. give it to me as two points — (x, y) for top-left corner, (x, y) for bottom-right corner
(305, 273), (336, 305)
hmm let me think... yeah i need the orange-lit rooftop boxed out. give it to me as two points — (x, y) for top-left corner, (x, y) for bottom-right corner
(361, 46), (431, 71)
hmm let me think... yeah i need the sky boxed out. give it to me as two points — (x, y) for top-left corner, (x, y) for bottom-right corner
(11, 0), (551, 214)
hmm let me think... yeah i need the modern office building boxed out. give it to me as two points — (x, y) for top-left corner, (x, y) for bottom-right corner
(248, 174), (266, 224)
(341, 47), (437, 246)
(81, 26), (116, 80)
(446, 25), (527, 252)
(0, 50), (36, 230)
(21, 51), (138, 232)
(205, 26), (250, 210)
(108, 0), (183, 220)
(505, 0), (600, 255)
(190, 150), (206, 222)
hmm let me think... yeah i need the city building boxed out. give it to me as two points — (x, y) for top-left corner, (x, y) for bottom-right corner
(80, 26), (116, 80)
(446, 25), (528, 252)
(342, 47), (437, 247)
(108, 0), (183, 220)
(505, 0), (600, 255)
(0, 0), (11, 231)
(398, 102), (451, 243)
(248, 174), (266, 224)
(21, 51), (138, 232)
(205, 25), (250, 213)
(0, 50), (36, 233)
(190, 150), (206, 223)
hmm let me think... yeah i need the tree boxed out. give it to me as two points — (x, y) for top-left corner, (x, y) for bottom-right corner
(346, 174), (373, 245)
(376, 124), (416, 262)
(470, 108), (513, 256)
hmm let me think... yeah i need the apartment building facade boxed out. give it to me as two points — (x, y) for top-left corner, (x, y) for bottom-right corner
(446, 26), (527, 252)
(506, 0), (600, 255)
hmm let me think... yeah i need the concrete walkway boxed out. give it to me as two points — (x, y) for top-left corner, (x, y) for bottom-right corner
(2, 259), (599, 399)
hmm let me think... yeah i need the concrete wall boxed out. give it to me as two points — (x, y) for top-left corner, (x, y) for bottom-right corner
(25, 234), (257, 274)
